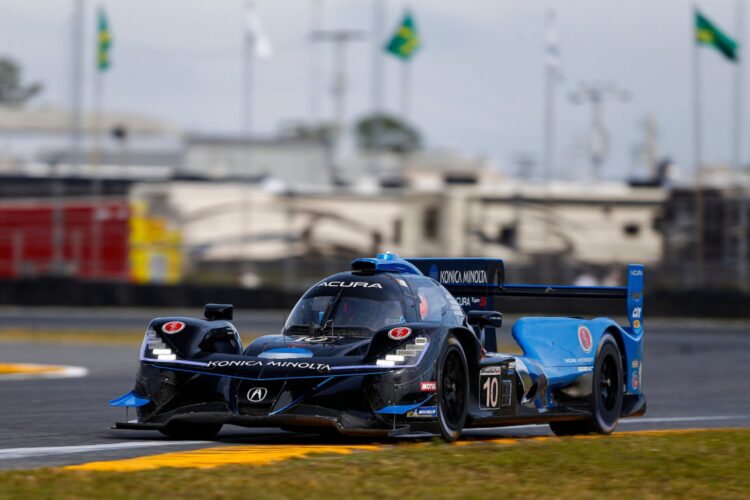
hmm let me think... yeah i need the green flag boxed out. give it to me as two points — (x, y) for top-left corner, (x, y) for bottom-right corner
(97, 8), (112, 71)
(695, 10), (738, 62)
(385, 11), (420, 61)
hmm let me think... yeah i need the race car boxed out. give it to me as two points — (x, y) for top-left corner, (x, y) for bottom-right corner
(110, 253), (646, 441)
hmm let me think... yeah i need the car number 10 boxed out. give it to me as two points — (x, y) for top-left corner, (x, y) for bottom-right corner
(481, 375), (500, 409)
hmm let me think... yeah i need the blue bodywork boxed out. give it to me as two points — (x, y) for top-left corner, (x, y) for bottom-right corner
(111, 253), (645, 437)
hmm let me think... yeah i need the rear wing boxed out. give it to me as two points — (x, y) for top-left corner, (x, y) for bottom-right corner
(407, 258), (644, 336)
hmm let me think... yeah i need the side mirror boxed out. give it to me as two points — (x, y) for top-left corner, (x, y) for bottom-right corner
(204, 303), (234, 321)
(467, 310), (503, 329)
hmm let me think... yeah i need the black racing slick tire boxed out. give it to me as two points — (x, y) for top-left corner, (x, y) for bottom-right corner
(437, 334), (469, 442)
(159, 422), (223, 440)
(549, 333), (623, 436)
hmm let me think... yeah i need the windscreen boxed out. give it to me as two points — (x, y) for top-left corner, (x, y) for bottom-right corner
(283, 280), (407, 336)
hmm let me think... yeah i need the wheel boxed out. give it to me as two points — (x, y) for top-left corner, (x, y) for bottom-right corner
(549, 333), (623, 436)
(159, 421), (223, 440)
(437, 334), (469, 442)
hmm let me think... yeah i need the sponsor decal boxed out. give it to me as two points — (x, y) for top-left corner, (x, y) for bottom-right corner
(437, 269), (488, 285)
(161, 321), (185, 334)
(630, 269), (644, 276)
(455, 296), (484, 307)
(316, 281), (382, 288)
(246, 387), (268, 402)
(631, 371), (640, 389)
(414, 406), (437, 417)
(480, 366), (503, 376)
(633, 319), (641, 329)
(388, 327), (412, 341)
(577, 366), (593, 373)
(564, 357), (594, 364)
(632, 360), (640, 368)
(294, 336), (342, 344)
(578, 325), (593, 353)
(420, 381), (437, 392)
(206, 360), (331, 371)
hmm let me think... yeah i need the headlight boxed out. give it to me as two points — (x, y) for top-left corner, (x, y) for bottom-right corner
(375, 335), (429, 367)
(142, 328), (177, 361)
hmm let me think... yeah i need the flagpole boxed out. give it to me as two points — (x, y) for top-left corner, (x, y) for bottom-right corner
(693, 6), (705, 287)
(401, 61), (410, 120)
(735, 0), (748, 290)
(241, 1), (257, 279)
(91, 57), (104, 278)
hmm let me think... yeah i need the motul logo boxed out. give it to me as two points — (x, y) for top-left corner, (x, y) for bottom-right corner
(420, 381), (437, 392)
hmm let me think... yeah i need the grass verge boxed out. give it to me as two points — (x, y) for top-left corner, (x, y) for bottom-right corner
(0, 429), (748, 499)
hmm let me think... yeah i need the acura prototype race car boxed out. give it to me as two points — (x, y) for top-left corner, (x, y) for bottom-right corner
(111, 253), (646, 441)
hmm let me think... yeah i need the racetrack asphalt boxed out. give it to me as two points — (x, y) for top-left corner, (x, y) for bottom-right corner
(1, 308), (749, 470)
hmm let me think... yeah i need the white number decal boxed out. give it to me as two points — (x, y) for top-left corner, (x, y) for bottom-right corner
(482, 376), (500, 408)
(632, 307), (642, 319)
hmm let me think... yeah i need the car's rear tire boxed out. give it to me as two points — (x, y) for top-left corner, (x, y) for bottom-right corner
(437, 334), (469, 442)
(549, 333), (623, 436)
(159, 421), (223, 440)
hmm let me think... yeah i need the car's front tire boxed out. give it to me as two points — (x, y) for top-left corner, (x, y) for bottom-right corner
(159, 421), (223, 440)
(437, 334), (469, 442)
(550, 333), (623, 436)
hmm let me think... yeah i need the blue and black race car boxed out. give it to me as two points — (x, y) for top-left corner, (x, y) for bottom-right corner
(111, 253), (646, 441)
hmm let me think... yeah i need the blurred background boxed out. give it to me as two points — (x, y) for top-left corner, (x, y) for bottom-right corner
(0, 0), (747, 316)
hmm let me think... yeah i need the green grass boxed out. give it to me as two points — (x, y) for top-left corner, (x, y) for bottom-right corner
(1, 429), (748, 499)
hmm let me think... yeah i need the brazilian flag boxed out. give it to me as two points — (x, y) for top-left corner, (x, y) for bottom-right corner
(385, 11), (419, 61)
(695, 10), (738, 62)
(97, 8), (112, 71)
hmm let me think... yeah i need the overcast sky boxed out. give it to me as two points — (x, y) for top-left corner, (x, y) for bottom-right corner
(0, 0), (745, 180)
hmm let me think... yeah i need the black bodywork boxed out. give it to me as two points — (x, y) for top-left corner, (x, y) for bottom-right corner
(113, 258), (646, 438)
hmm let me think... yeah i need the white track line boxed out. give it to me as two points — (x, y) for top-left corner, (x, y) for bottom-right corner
(466, 415), (750, 432)
(0, 441), (208, 461)
(620, 415), (750, 424)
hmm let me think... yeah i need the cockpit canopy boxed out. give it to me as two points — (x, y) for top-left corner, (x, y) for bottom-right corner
(283, 272), (466, 337)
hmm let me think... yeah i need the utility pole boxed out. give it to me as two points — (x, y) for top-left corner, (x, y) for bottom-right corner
(308, 0), (324, 127)
(370, 0), (386, 177)
(70, 0), (84, 168)
(569, 82), (629, 181)
(312, 29), (366, 183)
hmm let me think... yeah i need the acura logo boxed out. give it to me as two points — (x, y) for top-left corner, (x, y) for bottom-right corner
(246, 387), (268, 403)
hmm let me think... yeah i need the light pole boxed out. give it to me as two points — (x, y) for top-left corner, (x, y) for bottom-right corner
(569, 82), (630, 181)
(312, 29), (366, 183)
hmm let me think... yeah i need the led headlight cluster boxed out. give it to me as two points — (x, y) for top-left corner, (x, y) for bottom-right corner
(376, 336), (428, 367)
(143, 328), (177, 361)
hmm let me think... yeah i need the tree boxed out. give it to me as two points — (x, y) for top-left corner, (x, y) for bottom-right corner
(0, 57), (42, 107)
(355, 113), (421, 154)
